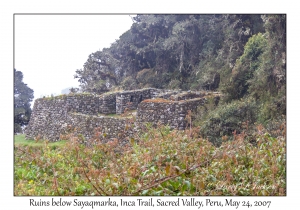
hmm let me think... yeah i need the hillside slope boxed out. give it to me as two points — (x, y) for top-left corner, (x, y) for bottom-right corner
(74, 14), (286, 143)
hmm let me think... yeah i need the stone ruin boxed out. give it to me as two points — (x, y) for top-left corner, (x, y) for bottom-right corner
(24, 88), (221, 145)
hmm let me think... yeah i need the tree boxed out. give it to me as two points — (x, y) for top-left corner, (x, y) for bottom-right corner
(14, 69), (34, 134)
(224, 33), (268, 100)
(74, 15), (266, 92)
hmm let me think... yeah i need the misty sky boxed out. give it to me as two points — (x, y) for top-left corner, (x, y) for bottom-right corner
(15, 14), (134, 103)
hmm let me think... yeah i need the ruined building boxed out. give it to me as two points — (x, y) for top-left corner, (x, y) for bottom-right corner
(25, 88), (220, 144)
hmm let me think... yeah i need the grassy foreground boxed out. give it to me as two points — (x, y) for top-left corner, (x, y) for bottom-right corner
(14, 134), (67, 148)
(14, 125), (286, 196)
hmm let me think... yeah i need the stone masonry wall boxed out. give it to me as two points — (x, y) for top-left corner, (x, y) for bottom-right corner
(25, 96), (68, 141)
(115, 88), (158, 114)
(25, 88), (218, 144)
(25, 95), (136, 142)
(63, 113), (136, 146)
(67, 94), (100, 115)
(137, 98), (206, 130)
(99, 93), (117, 114)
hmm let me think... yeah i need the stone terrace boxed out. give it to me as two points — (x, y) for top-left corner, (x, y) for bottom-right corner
(25, 88), (220, 143)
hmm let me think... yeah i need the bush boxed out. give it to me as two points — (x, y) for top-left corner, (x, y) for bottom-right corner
(198, 98), (258, 146)
(120, 76), (137, 90)
(224, 33), (267, 101)
(257, 95), (286, 126)
(136, 68), (172, 89)
(136, 68), (156, 86)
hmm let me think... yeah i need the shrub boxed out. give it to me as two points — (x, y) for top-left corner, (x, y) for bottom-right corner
(224, 33), (267, 101)
(257, 95), (286, 125)
(120, 76), (137, 90)
(198, 98), (258, 146)
(14, 123), (286, 196)
(136, 68), (171, 89)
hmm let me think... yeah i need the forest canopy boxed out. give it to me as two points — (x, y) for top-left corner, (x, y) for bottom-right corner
(74, 15), (283, 92)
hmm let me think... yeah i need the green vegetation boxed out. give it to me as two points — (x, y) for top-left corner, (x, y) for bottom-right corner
(15, 14), (286, 196)
(14, 135), (67, 148)
(223, 33), (268, 100)
(14, 124), (285, 196)
(14, 69), (34, 134)
(74, 15), (269, 93)
(197, 98), (258, 146)
(41, 92), (96, 101)
(73, 14), (285, 144)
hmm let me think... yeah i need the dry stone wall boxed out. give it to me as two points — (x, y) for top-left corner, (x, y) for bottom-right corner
(116, 88), (158, 114)
(25, 95), (136, 142)
(25, 88), (218, 144)
(137, 98), (206, 130)
(25, 96), (68, 141)
(64, 113), (136, 146)
(67, 94), (100, 115)
(99, 93), (117, 114)
(25, 92), (141, 143)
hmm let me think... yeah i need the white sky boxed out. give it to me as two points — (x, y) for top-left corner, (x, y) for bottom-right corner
(15, 14), (134, 101)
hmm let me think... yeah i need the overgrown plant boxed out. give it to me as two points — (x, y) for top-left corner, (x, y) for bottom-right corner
(15, 121), (285, 196)
(198, 97), (258, 146)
